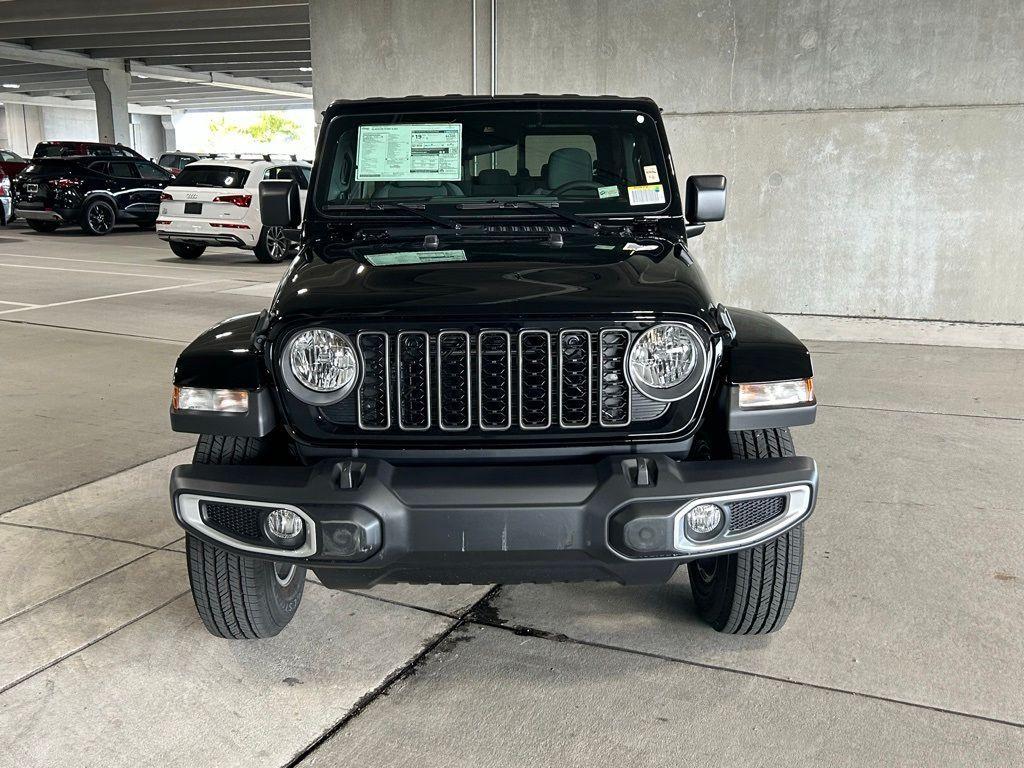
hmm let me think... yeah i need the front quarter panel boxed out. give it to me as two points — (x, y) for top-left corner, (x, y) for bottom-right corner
(173, 312), (266, 390)
(724, 307), (813, 383)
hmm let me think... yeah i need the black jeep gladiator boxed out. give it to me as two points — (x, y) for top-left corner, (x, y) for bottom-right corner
(169, 95), (818, 639)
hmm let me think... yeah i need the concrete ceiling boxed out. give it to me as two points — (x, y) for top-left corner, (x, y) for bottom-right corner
(0, 0), (312, 112)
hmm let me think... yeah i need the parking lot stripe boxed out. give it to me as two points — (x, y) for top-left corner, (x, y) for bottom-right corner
(0, 300), (40, 307)
(0, 252), (248, 275)
(0, 281), (224, 315)
(0, 261), (212, 281)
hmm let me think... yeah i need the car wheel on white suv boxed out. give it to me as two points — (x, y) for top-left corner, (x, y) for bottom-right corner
(255, 225), (291, 263)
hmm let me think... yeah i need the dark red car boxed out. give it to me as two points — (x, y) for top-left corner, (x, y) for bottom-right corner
(0, 149), (29, 180)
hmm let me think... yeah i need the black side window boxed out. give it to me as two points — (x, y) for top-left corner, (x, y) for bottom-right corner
(88, 161), (109, 175)
(136, 162), (169, 180)
(108, 161), (137, 178)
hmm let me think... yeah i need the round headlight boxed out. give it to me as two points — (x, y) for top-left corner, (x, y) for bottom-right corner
(626, 321), (700, 399)
(284, 328), (358, 402)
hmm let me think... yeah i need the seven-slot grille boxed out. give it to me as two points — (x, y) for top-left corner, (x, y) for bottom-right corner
(354, 328), (639, 433)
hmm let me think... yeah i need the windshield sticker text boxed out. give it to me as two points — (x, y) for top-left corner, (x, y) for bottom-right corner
(627, 184), (666, 206)
(355, 124), (462, 182)
(643, 165), (660, 183)
(598, 185), (619, 199)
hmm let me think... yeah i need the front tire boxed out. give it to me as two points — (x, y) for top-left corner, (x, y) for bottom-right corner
(185, 434), (306, 639)
(80, 199), (116, 235)
(27, 219), (60, 233)
(687, 428), (805, 635)
(254, 225), (290, 263)
(170, 241), (206, 260)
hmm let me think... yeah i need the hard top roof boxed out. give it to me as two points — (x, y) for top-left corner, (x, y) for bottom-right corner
(323, 93), (661, 117)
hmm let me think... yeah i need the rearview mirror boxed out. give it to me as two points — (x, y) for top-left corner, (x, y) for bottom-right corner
(685, 175), (727, 223)
(259, 179), (301, 228)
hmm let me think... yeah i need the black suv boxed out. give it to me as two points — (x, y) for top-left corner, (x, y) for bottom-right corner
(32, 141), (145, 160)
(169, 96), (819, 640)
(13, 154), (173, 234)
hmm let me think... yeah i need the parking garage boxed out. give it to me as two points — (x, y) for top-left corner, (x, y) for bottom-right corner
(0, 2), (1022, 767)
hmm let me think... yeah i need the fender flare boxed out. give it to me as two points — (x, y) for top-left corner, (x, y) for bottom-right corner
(171, 313), (276, 436)
(720, 307), (815, 430)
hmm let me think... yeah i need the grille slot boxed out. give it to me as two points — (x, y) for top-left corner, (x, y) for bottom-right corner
(478, 330), (512, 430)
(200, 501), (262, 542)
(727, 496), (787, 533)
(518, 330), (553, 429)
(397, 331), (431, 430)
(437, 331), (471, 430)
(357, 332), (390, 430)
(599, 329), (631, 427)
(558, 329), (592, 428)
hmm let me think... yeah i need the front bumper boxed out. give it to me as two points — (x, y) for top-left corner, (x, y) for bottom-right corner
(170, 454), (817, 587)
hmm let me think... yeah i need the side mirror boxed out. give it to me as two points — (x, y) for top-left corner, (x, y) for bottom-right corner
(259, 179), (301, 227)
(685, 175), (727, 223)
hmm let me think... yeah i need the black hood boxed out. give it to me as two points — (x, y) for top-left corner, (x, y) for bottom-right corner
(269, 236), (717, 326)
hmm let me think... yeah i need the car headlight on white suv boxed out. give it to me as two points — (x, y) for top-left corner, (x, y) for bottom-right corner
(282, 328), (358, 404)
(628, 323), (706, 401)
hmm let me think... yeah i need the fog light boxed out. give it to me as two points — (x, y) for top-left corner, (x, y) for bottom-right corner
(683, 503), (725, 542)
(264, 508), (305, 547)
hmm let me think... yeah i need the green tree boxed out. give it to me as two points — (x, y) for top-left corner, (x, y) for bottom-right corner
(241, 113), (301, 143)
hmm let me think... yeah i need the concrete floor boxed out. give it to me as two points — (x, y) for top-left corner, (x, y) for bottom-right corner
(0, 222), (1021, 767)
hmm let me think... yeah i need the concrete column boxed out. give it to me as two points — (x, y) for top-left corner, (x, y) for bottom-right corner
(161, 115), (176, 152)
(87, 67), (131, 146)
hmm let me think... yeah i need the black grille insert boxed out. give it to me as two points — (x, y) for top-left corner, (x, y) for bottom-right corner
(519, 330), (552, 429)
(200, 501), (263, 542)
(397, 331), (430, 430)
(437, 331), (471, 430)
(357, 332), (390, 429)
(478, 330), (512, 430)
(599, 329), (631, 427)
(728, 496), (786, 533)
(559, 329), (592, 427)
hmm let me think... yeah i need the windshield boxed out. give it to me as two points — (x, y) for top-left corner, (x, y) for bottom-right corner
(314, 109), (671, 219)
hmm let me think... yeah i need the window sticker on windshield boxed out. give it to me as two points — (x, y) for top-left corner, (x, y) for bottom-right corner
(597, 185), (619, 199)
(365, 250), (467, 267)
(627, 184), (665, 206)
(643, 165), (660, 183)
(355, 123), (462, 182)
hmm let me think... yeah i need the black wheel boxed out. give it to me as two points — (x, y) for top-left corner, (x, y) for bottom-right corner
(185, 434), (306, 639)
(80, 198), (116, 235)
(27, 219), (60, 233)
(254, 225), (290, 263)
(687, 428), (805, 635)
(170, 241), (206, 260)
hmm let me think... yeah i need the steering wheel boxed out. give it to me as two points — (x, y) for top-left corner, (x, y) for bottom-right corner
(549, 180), (602, 196)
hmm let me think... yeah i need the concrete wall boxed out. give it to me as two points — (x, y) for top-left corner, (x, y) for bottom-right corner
(40, 106), (98, 143)
(311, 0), (1024, 325)
(3, 104), (167, 159)
(131, 114), (167, 161)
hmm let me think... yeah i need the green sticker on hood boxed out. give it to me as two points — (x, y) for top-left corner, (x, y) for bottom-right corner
(365, 250), (467, 266)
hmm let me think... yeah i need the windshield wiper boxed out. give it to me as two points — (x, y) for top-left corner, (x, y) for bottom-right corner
(456, 200), (601, 230)
(323, 201), (461, 230)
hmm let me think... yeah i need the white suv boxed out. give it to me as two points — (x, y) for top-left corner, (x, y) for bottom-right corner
(156, 159), (310, 262)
